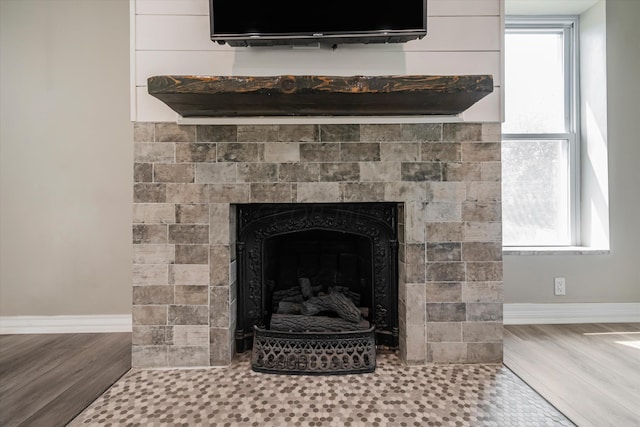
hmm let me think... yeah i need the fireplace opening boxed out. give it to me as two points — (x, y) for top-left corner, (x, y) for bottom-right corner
(235, 203), (399, 355)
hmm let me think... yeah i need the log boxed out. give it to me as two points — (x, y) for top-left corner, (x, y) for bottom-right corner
(270, 314), (370, 332)
(301, 292), (362, 323)
(275, 301), (302, 315)
(298, 277), (313, 300)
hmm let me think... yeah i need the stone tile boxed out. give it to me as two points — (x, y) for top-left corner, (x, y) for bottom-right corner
(237, 125), (279, 142)
(209, 203), (230, 245)
(169, 264), (210, 285)
(462, 143), (501, 162)
(133, 224), (167, 244)
(176, 143), (217, 163)
(196, 125), (237, 142)
(466, 182), (501, 202)
(175, 285), (209, 305)
(133, 244), (175, 264)
(425, 202), (461, 222)
(443, 123), (482, 142)
(463, 322), (503, 342)
(263, 142), (300, 163)
(278, 163), (320, 182)
(132, 326), (171, 346)
(133, 306), (168, 325)
(209, 327), (233, 365)
(153, 164), (194, 183)
(175, 204), (208, 224)
(482, 123), (502, 141)
(466, 262), (503, 282)
(462, 201), (501, 222)
(277, 124), (318, 142)
(250, 183), (294, 203)
(360, 124), (402, 142)
(421, 143), (462, 162)
(464, 222), (502, 242)
(401, 162), (443, 182)
(133, 122), (154, 142)
(481, 161), (501, 182)
(173, 325), (210, 346)
(133, 285), (174, 305)
(134, 143), (174, 163)
(383, 181), (427, 202)
(426, 282), (462, 302)
(426, 222), (463, 243)
(427, 322), (462, 342)
(217, 143), (263, 162)
(340, 143), (380, 162)
(430, 182), (466, 203)
(168, 224), (209, 244)
(401, 123), (443, 141)
(131, 345), (166, 368)
(426, 303), (466, 322)
(168, 305), (209, 325)
(467, 342), (503, 363)
(133, 264), (169, 286)
(462, 242), (502, 261)
(403, 323), (427, 363)
(133, 204), (175, 224)
(361, 162), (402, 183)
(463, 282), (503, 303)
(134, 163), (153, 182)
(341, 182), (384, 202)
(403, 283), (426, 325)
(426, 262), (465, 282)
(156, 123), (195, 142)
(442, 162), (482, 182)
(319, 163), (360, 182)
(133, 183), (166, 203)
(236, 163), (278, 183)
(466, 303), (503, 322)
(380, 143), (420, 162)
(296, 182), (341, 203)
(210, 245), (230, 287)
(319, 124), (359, 142)
(167, 346), (209, 367)
(427, 342), (467, 363)
(195, 163), (236, 184)
(427, 243), (461, 262)
(163, 184), (206, 204)
(208, 184), (250, 203)
(404, 202), (426, 243)
(404, 244), (426, 283)
(175, 245), (209, 264)
(210, 286), (230, 328)
(299, 143), (340, 162)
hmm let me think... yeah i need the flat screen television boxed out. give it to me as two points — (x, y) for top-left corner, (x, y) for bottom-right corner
(209, 0), (428, 47)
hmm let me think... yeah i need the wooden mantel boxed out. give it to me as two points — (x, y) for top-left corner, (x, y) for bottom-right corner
(147, 75), (493, 118)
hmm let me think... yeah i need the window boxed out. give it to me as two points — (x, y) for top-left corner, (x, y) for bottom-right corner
(502, 17), (579, 246)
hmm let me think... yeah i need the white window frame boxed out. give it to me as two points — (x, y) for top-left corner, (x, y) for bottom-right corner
(502, 16), (581, 247)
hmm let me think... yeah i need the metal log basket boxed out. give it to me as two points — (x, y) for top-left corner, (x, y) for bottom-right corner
(251, 326), (376, 375)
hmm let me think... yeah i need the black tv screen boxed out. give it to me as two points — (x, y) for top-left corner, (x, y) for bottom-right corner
(210, 0), (428, 47)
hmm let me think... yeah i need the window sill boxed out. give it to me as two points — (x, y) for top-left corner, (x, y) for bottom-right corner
(503, 246), (610, 256)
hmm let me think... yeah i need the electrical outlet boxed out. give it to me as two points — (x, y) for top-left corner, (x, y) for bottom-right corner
(554, 277), (566, 295)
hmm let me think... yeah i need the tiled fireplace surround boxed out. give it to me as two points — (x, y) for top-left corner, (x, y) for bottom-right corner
(132, 121), (503, 368)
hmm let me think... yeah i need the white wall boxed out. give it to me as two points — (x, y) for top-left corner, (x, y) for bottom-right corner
(503, 0), (640, 304)
(132, 0), (504, 122)
(0, 0), (133, 316)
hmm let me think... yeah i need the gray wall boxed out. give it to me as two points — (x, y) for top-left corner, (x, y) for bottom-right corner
(503, 0), (640, 303)
(0, 0), (133, 316)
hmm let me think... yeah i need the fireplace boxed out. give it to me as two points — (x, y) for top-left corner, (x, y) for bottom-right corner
(235, 202), (399, 354)
(131, 121), (503, 368)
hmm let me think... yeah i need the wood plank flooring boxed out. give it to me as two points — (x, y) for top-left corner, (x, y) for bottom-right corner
(0, 332), (131, 427)
(504, 323), (640, 427)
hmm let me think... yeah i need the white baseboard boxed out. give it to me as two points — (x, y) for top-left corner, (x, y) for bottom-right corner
(0, 314), (132, 334)
(504, 303), (640, 325)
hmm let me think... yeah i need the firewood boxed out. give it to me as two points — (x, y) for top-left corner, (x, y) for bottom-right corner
(270, 314), (370, 332)
(301, 292), (362, 323)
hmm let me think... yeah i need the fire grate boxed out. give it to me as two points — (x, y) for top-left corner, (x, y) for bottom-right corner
(251, 326), (376, 375)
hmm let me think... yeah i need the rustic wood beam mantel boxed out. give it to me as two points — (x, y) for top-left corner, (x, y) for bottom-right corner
(147, 75), (493, 117)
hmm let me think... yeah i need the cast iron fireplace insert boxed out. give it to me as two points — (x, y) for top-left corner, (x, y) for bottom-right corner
(235, 202), (399, 353)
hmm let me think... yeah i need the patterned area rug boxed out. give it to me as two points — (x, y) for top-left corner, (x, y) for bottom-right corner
(69, 352), (574, 426)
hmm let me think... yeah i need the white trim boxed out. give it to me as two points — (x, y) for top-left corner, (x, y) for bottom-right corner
(0, 315), (133, 335)
(504, 303), (640, 325)
(176, 114), (467, 125)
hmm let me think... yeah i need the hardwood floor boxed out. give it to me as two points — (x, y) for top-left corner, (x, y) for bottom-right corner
(0, 332), (131, 427)
(504, 323), (640, 427)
